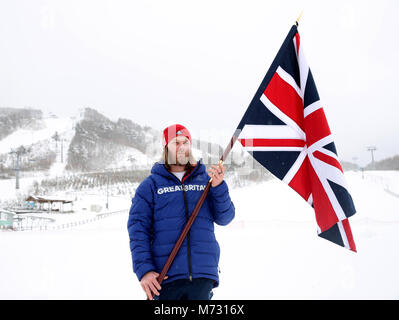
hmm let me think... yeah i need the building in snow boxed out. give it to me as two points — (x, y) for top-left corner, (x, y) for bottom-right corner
(25, 195), (74, 213)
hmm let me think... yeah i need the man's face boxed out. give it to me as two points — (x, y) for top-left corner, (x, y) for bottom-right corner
(167, 135), (191, 165)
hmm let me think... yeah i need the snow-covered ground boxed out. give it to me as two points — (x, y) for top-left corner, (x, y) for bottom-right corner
(361, 170), (399, 196)
(1, 170), (399, 299)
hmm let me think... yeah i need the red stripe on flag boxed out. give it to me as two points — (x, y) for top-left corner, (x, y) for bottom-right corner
(288, 156), (312, 201)
(264, 73), (304, 131)
(239, 138), (305, 147)
(308, 163), (339, 231)
(303, 108), (331, 148)
(313, 151), (343, 173)
(295, 32), (300, 55)
(342, 219), (357, 252)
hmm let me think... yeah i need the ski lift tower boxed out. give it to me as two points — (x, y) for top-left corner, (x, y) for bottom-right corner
(367, 146), (377, 169)
(9, 145), (31, 189)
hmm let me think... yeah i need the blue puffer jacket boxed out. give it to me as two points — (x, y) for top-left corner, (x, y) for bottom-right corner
(127, 158), (235, 288)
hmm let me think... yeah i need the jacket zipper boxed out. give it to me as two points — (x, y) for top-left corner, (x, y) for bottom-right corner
(181, 182), (192, 282)
(166, 162), (201, 282)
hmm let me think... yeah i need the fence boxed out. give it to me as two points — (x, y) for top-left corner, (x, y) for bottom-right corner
(6, 209), (126, 232)
(362, 171), (399, 198)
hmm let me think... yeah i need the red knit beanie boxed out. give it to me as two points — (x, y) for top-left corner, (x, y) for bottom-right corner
(162, 124), (192, 148)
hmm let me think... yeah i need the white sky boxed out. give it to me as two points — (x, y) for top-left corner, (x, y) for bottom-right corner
(0, 0), (398, 167)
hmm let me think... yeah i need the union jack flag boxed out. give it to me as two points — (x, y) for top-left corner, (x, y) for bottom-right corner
(236, 24), (357, 252)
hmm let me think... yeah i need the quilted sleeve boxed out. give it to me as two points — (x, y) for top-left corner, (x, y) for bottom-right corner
(208, 180), (235, 226)
(127, 177), (156, 281)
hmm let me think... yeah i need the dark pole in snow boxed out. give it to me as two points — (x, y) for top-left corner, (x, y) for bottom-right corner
(15, 152), (20, 190)
(106, 171), (109, 210)
(9, 146), (29, 190)
(61, 139), (64, 163)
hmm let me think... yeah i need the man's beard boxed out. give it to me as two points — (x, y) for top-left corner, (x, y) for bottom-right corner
(169, 150), (189, 166)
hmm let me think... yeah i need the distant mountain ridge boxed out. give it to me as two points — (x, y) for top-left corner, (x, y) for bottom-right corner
(365, 155), (399, 170)
(65, 108), (159, 171)
(0, 107), (232, 175)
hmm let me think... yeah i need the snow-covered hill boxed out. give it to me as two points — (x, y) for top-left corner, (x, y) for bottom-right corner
(0, 108), (42, 141)
(0, 117), (74, 155)
(0, 112), (77, 179)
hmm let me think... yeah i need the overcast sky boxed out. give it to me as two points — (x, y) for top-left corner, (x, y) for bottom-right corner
(0, 0), (398, 166)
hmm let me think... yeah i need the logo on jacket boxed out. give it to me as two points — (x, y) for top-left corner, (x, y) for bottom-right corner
(157, 184), (206, 195)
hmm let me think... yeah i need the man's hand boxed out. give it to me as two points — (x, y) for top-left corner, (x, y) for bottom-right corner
(140, 271), (168, 300)
(208, 162), (226, 187)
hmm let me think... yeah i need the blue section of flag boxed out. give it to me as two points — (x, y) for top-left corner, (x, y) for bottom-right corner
(237, 99), (286, 129)
(251, 151), (301, 180)
(279, 39), (300, 88)
(318, 224), (345, 247)
(304, 70), (319, 108)
(327, 179), (357, 218)
(323, 142), (338, 156)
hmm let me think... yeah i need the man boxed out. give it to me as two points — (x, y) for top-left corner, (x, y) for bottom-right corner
(127, 124), (235, 300)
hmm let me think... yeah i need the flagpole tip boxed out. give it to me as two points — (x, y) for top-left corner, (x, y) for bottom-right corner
(295, 11), (303, 26)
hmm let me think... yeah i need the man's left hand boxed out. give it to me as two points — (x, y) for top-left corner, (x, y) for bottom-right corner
(208, 162), (225, 187)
